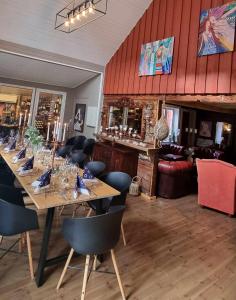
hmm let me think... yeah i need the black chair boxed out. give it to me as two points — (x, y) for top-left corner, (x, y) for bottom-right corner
(87, 172), (131, 246)
(56, 145), (71, 158)
(70, 150), (87, 168)
(85, 161), (106, 178)
(71, 161), (106, 218)
(56, 206), (126, 300)
(66, 135), (86, 148)
(0, 185), (39, 279)
(82, 138), (95, 159)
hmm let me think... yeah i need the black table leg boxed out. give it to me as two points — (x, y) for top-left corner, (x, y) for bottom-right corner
(95, 199), (104, 263)
(35, 207), (55, 287)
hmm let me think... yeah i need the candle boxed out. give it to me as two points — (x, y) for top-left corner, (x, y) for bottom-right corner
(27, 113), (31, 126)
(53, 121), (57, 139)
(46, 122), (50, 141)
(19, 113), (23, 127)
(57, 122), (63, 141)
(62, 123), (67, 142)
(24, 110), (27, 126)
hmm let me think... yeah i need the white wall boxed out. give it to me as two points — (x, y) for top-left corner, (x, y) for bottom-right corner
(69, 75), (103, 138)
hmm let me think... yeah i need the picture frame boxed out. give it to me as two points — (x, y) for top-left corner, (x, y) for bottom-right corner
(199, 120), (213, 138)
(74, 103), (86, 133)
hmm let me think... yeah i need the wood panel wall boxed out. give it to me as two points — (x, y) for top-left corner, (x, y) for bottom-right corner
(104, 0), (236, 95)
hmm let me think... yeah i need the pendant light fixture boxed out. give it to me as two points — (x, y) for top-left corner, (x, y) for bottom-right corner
(55, 0), (108, 33)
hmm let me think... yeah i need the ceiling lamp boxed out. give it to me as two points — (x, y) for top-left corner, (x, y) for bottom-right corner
(55, 0), (108, 33)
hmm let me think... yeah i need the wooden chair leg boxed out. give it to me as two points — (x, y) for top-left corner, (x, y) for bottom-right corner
(81, 255), (90, 300)
(93, 255), (97, 271)
(56, 248), (74, 290)
(111, 249), (126, 300)
(86, 208), (92, 217)
(59, 206), (65, 216)
(26, 232), (34, 280)
(121, 222), (127, 246)
(72, 205), (80, 218)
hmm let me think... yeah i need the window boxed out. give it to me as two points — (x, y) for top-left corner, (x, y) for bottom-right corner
(162, 105), (180, 142)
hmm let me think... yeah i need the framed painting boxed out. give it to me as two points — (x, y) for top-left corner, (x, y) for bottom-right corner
(198, 2), (236, 56)
(74, 103), (86, 132)
(139, 36), (174, 76)
(199, 120), (213, 138)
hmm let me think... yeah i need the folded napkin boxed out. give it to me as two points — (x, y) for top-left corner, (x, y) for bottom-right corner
(32, 169), (52, 193)
(83, 167), (94, 179)
(17, 156), (34, 175)
(73, 175), (90, 199)
(0, 136), (9, 145)
(4, 139), (16, 152)
(12, 148), (26, 163)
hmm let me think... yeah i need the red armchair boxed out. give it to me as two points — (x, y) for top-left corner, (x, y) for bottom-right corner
(196, 159), (236, 215)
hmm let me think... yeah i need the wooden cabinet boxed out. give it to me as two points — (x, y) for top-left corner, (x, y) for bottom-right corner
(93, 142), (138, 178)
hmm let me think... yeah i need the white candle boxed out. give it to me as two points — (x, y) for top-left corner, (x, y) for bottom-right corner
(46, 122), (50, 141)
(19, 113), (23, 127)
(62, 123), (67, 142)
(52, 121), (55, 139)
(57, 122), (62, 141)
(27, 113), (31, 126)
(24, 110), (27, 126)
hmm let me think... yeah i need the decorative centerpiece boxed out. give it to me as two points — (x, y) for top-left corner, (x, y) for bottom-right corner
(25, 126), (44, 153)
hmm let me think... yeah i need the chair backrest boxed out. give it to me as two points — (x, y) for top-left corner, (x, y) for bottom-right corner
(0, 184), (25, 206)
(0, 167), (15, 186)
(66, 135), (86, 148)
(83, 138), (95, 156)
(63, 206), (125, 255)
(101, 172), (132, 206)
(56, 145), (71, 158)
(0, 199), (38, 236)
(196, 159), (236, 214)
(70, 150), (87, 168)
(85, 161), (106, 178)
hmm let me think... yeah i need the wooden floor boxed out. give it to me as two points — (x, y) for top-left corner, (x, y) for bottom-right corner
(1, 194), (236, 300)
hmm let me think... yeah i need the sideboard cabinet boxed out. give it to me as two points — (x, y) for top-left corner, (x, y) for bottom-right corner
(93, 142), (138, 178)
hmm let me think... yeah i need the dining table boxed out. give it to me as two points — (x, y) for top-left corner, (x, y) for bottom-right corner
(0, 150), (120, 287)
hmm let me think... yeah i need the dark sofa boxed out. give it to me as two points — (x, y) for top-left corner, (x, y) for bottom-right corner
(158, 143), (186, 161)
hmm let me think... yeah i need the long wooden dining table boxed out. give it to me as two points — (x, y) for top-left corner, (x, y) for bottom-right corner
(0, 151), (120, 287)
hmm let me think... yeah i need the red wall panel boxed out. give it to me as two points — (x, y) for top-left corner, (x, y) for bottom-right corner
(104, 0), (236, 95)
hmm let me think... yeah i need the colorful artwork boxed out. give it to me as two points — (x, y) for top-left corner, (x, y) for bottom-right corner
(198, 2), (236, 56)
(139, 37), (174, 76)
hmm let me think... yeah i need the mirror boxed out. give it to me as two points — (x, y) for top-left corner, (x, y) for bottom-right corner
(108, 106), (124, 127)
(108, 106), (142, 133)
(126, 107), (142, 133)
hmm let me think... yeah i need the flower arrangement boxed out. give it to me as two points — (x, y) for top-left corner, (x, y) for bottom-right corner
(25, 126), (44, 151)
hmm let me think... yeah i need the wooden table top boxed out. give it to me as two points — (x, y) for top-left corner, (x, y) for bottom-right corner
(1, 151), (120, 210)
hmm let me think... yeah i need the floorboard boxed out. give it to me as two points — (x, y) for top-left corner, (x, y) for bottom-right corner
(1, 194), (236, 300)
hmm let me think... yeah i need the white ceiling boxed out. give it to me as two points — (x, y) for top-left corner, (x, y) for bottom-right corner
(0, 52), (98, 88)
(0, 0), (152, 66)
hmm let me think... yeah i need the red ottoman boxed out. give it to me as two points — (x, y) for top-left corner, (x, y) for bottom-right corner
(157, 160), (193, 198)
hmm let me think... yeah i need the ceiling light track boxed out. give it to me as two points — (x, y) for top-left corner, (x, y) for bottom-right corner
(55, 0), (108, 33)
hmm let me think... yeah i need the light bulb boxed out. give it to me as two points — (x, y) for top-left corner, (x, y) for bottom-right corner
(65, 20), (70, 27)
(70, 16), (75, 24)
(82, 10), (86, 17)
(88, 2), (95, 14)
(76, 13), (80, 20)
